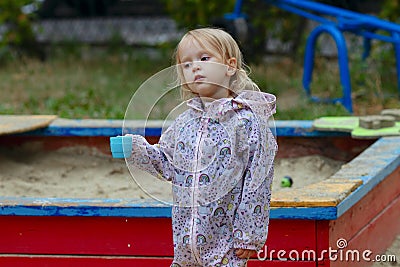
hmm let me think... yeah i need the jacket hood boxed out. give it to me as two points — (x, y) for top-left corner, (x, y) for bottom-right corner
(234, 90), (276, 117)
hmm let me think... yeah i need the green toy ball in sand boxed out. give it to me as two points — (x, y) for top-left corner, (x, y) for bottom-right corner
(281, 176), (293, 188)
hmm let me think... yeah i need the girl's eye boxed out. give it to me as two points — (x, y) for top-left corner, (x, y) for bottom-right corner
(183, 62), (192, 69)
(201, 56), (210, 61)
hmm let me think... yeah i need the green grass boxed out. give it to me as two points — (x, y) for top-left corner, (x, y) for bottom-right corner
(0, 46), (399, 120)
(0, 46), (172, 119)
(249, 58), (351, 120)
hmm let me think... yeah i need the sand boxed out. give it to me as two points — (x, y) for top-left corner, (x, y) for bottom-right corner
(0, 144), (343, 200)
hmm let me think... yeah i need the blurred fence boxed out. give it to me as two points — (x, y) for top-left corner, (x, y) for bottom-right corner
(33, 17), (182, 45)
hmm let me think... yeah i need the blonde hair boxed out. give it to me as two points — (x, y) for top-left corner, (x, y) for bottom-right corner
(173, 28), (260, 100)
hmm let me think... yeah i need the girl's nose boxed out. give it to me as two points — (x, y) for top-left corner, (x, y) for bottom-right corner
(192, 61), (201, 72)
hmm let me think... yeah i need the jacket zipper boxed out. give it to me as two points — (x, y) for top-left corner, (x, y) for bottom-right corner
(190, 116), (206, 265)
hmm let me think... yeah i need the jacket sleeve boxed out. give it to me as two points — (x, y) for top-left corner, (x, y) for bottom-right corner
(232, 113), (277, 251)
(126, 123), (176, 181)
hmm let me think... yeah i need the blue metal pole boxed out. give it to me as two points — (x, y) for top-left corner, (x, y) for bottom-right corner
(392, 31), (400, 97)
(233, 0), (243, 17)
(270, 0), (400, 34)
(362, 37), (372, 60)
(303, 24), (353, 113)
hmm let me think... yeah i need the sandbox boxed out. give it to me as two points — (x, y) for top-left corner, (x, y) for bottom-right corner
(0, 119), (398, 267)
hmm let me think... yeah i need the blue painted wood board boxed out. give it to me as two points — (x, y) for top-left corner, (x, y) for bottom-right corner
(18, 119), (350, 137)
(335, 136), (400, 217)
(0, 196), (338, 220)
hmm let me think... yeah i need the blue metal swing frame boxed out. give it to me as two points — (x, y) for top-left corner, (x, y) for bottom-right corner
(225, 0), (400, 113)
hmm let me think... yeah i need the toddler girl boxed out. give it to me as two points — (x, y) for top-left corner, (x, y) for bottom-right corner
(125, 28), (277, 267)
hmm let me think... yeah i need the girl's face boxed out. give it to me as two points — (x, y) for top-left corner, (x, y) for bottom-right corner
(178, 38), (236, 100)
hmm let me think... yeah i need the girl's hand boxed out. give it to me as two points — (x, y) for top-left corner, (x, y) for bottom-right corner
(235, 248), (256, 259)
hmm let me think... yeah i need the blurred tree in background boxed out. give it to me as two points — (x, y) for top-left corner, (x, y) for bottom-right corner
(0, 0), (44, 62)
(163, 0), (305, 63)
(0, 0), (398, 64)
(163, 0), (235, 30)
(380, 0), (400, 23)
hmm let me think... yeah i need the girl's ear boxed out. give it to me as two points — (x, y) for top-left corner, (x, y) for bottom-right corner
(226, 57), (237, 76)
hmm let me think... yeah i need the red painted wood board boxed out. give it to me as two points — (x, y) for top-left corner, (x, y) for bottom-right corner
(0, 255), (317, 267)
(0, 255), (173, 267)
(316, 220), (330, 266)
(248, 259), (316, 266)
(0, 135), (374, 161)
(313, 166), (400, 267)
(330, 194), (400, 267)
(0, 136), (112, 155)
(268, 219), (317, 253)
(329, 166), (400, 245)
(313, 165), (400, 267)
(0, 217), (173, 256)
(0, 216), (317, 258)
(275, 137), (373, 161)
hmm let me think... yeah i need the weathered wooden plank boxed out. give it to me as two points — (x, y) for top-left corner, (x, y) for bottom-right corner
(0, 115), (57, 136)
(0, 196), (173, 217)
(270, 206), (337, 220)
(0, 196), (338, 220)
(313, 116), (400, 139)
(335, 137), (400, 216)
(271, 178), (362, 207)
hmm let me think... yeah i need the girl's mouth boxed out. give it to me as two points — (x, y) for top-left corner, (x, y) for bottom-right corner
(194, 75), (205, 82)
